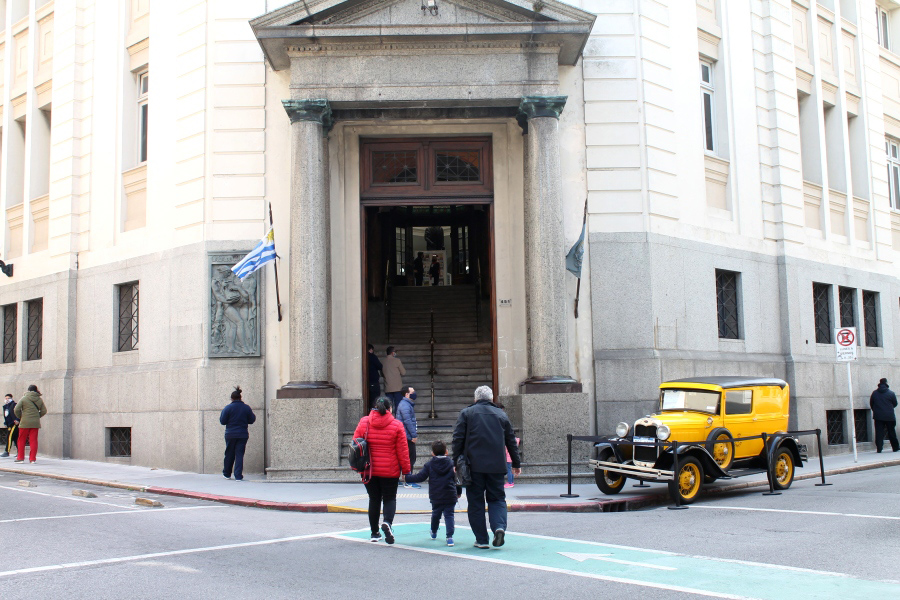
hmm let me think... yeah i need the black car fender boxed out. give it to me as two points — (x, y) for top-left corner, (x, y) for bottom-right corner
(656, 444), (730, 479)
(767, 434), (805, 468)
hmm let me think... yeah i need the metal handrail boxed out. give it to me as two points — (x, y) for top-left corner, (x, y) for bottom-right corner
(428, 310), (438, 419)
(384, 259), (392, 341)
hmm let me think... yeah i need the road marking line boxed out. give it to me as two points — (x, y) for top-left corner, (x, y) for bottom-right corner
(0, 505), (222, 524)
(0, 484), (139, 510)
(0, 532), (332, 578)
(330, 533), (747, 599)
(558, 551), (676, 571)
(693, 505), (900, 521)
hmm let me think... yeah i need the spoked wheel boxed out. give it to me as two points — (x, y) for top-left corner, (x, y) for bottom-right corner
(772, 447), (795, 490)
(594, 449), (626, 495)
(705, 428), (734, 471)
(668, 456), (704, 505)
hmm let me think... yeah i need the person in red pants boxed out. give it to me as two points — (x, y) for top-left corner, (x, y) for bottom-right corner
(14, 385), (46, 464)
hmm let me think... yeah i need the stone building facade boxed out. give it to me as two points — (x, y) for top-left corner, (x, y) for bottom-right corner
(0, 0), (899, 475)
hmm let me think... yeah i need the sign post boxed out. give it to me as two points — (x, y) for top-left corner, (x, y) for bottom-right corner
(835, 327), (858, 463)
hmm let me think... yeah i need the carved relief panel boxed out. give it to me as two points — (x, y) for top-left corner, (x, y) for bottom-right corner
(209, 253), (262, 358)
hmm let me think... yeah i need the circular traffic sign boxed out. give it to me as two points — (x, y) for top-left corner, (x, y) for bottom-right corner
(837, 328), (855, 346)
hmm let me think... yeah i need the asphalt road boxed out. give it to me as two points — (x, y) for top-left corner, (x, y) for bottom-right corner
(1, 466), (899, 600)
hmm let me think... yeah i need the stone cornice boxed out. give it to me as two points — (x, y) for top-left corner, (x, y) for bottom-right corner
(519, 95), (567, 119)
(282, 99), (335, 135)
(286, 40), (563, 54)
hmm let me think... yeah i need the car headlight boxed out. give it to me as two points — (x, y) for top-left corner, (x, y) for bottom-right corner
(615, 422), (630, 438)
(656, 424), (671, 441)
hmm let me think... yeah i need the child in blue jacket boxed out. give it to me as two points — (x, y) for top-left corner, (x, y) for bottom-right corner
(404, 440), (461, 546)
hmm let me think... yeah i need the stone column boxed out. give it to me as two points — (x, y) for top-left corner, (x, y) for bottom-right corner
(279, 99), (338, 397)
(519, 96), (579, 393)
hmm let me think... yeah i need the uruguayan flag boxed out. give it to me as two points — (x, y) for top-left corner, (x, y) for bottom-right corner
(232, 228), (276, 280)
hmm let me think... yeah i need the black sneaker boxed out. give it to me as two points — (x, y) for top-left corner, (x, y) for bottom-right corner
(492, 529), (505, 547)
(370, 532), (382, 542)
(381, 522), (395, 545)
(473, 542), (490, 549)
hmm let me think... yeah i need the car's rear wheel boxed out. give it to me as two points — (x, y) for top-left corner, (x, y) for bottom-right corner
(705, 428), (734, 471)
(772, 446), (795, 490)
(668, 456), (704, 504)
(594, 449), (626, 495)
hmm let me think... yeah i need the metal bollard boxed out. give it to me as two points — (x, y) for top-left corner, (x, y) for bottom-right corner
(560, 434), (579, 498)
(814, 428), (832, 487)
(668, 440), (688, 510)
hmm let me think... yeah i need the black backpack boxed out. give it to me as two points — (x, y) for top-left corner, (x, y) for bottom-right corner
(348, 422), (371, 482)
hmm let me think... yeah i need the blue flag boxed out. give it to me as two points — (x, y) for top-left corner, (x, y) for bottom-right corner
(566, 219), (586, 278)
(232, 228), (276, 280)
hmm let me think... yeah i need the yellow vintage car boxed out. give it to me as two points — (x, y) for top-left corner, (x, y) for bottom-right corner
(590, 377), (807, 504)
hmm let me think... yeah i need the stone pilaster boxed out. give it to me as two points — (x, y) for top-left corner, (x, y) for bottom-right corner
(519, 96), (580, 393)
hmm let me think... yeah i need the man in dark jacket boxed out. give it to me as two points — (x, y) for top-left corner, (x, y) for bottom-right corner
(367, 344), (383, 410)
(452, 385), (520, 549)
(219, 386), (256, 480)
(870, 378), (899, 453)
(397, 386), (420, 487)
(2, 393), (17, 457)
(405, 440), (461, 546)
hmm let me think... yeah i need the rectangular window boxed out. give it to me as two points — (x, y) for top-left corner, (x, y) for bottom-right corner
(25, 298), (42, 361)
(887, 138), (900, 209)
(826, 410), (845, 445)
(878, 6), (891, 50)
(107, 427), (132, 458)
(838, 286), (856, 328)
(862, 290), (880, 347)
(854, 409), (870, 443)
(137, 71), (149, 163)
(813, 283), (833, 344)
(395, 227), (407, 276)
(715, 269), (740, 339)
(2, 304), (16, 364)
(117, 282), (139, 352)
(700, 60), (716, 152)
(457, 225), (469, 275)
(725, 390), (753, 415)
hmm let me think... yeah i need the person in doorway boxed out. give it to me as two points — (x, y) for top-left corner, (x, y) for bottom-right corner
(354, 396), (411, 544)
(870, 378), (899, 453)
(396, 386), (420, 487)
(367, 344), (383, 410)
(452, 385), (520, 549)
(413, 252), (425, 286)
(382, 346), (406, 406)
(14, 385), (46, 464)
(220, 386), (257, 480)
(404, 440), (462, 546)
(2, 393), (18, 458)
(429, 255), (441, 286)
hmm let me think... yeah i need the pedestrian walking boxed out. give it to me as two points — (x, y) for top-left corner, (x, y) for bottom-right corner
(14, 385), (46, 464)
(870, 378), (899, 453)
(382, 346), (406, 406)
(505, 437), (520, 488)
(367, 344), (383, 410)
(219, 386), (256, 480)
(353, 396), (411, 544)
(2, 393), (18, 458)
(396, 386), (420, 487)
(452, 385), (520, 549)
(404, 440), (462, 546)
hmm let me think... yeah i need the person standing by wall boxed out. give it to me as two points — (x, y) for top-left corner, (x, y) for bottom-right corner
(367, 344), (383, 411)
(220, 386), (257, 480)
(382, 346), (406, 407)
(413, 252), (424, 287)
(429, 255), (441, 286)
(396, 386), (420, 487)
(452, 385), (520, 549)
(870, 378), (899, 453)
(14, 385), (46, 464)
(354, 396), (411, 544)
(2, 394), (18, 458)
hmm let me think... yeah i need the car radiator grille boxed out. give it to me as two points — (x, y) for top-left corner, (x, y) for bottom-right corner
(634, 424), (658, 463)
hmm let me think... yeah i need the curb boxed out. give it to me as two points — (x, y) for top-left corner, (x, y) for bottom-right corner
(3, 457), (900, 513)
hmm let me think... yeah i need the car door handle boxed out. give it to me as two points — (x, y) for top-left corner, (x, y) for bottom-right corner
(752, 417), (757, 421)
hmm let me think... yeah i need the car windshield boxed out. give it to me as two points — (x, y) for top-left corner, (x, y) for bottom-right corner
(659, 389), (720, 414)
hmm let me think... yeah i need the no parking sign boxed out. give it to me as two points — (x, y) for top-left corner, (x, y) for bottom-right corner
(835, 327), (857, 362)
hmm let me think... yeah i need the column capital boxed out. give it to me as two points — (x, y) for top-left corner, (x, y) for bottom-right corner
(519, 95), (567, 120)
(282, 99), (334, 135)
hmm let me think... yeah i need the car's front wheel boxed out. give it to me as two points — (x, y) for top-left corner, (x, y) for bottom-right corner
(594, 449), (626, 495)
(772, 446), (795, 490)
(705, 428), (735, 471)
(668, 456), (704, 504)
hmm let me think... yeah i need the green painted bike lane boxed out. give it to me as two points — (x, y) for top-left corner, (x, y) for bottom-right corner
(336, 523), (900, 599)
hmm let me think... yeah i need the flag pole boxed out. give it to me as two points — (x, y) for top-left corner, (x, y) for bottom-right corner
(573, 198), (587, 318)
(268, 202), (283, 322)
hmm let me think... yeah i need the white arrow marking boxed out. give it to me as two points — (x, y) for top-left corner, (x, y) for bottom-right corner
(558, 552), (677, 571)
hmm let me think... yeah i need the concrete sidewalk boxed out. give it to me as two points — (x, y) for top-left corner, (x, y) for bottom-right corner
(1, 450), (898, 513)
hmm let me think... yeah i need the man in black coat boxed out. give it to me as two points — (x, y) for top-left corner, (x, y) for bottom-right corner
(367, 344), (383, 410)
(452, 385), (520, 549)
(2, 393), (17, 457)
(220, 386), (257, 480)
(870, 378), (899, 453)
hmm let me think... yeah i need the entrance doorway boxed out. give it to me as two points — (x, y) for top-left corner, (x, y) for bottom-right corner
(360, 138), (497, 427)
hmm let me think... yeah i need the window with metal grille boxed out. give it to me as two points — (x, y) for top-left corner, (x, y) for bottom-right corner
(862, 290), (880, 347)
(2, 304), (16, 364)
(838, 286), (856, 328)
(715, 269), (740, 339)
(107, 427), (131, 458)
(854, 409), (870, 443)
(435, 151), (481, 182)
(372, 150), (417, 184)
(826, 410), (845, 445)
(25, 299), (42, 361)
(813, 283), (833, 344)
(117, 282), (139, 352)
